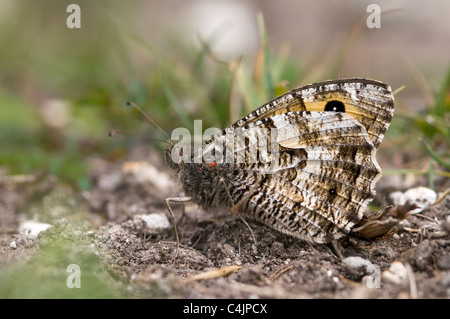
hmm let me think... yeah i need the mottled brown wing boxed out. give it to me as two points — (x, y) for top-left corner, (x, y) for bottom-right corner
(231, 78), (394, 149)
(221, 111), (381, 243)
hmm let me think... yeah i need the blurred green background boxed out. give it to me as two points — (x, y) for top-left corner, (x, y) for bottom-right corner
(0, 0), (448, 187)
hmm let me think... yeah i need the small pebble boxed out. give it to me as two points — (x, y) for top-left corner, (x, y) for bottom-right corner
(18, 220), (53, 239)
(390, 186), (437, 213)
(122, 161), (174, 190)
(343, 256), (372, 269)
(10, 240), (17, 249)
(382, 261), (407, 284)
(135, 213), (171, 235)
(98, 172), (122, 191)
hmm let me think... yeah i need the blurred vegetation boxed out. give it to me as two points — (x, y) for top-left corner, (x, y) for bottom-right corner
(0, 3), (300, 190)
(385, 66), (450, 189)
(0, 235), (120, 298)
(1, 2), (447, 191)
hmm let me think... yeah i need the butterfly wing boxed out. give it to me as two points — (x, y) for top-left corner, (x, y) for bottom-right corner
(230, 78), (394, 149)
(220, 111), (381, 243)
(196, 78), (394, 243)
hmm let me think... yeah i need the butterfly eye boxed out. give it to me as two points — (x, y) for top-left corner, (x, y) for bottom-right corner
(210, 161), (216, 168)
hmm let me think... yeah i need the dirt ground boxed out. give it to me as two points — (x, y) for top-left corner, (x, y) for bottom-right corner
(1, 145), (449, 299)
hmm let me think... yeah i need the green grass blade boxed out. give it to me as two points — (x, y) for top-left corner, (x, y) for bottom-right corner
(434, 65), (450, 117)
(257, 12), (274, 99)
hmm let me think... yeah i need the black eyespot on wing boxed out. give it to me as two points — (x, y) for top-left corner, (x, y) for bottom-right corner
(326, 187), (338, 204)
(324, 100), (345, 113)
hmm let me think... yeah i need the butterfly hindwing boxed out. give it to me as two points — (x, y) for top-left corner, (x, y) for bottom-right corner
(220, 111), (381, 243)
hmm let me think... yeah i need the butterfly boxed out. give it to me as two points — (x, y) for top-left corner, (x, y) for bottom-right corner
(163, 78), (394, 245)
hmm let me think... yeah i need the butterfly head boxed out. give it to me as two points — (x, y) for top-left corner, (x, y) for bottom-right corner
(164, 144), (226, 208)
(164, 144), (218, 174)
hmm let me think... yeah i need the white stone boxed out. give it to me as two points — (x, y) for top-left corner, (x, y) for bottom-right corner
(9, 240), (17, 249)
(382, 261), (408, 284)
(390, 186), (437, 213)
(98, 172), (122, 191)
(135, 213), (171, 234)
(122, 161), (174, 191)
(18, 220), (53, 239)
(343, 256), (372, 268)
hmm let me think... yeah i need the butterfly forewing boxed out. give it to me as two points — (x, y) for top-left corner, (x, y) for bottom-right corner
(231, 78), (394, 149)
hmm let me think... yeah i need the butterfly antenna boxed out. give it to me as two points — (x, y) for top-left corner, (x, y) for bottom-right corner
(108, 129), (171, 145)
(126, 101), (172, 143)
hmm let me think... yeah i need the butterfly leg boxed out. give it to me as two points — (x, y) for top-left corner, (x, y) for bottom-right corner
(165, 196), (192, 262)
(327, 239), (344, 260)
(217, 177), (258, 249)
